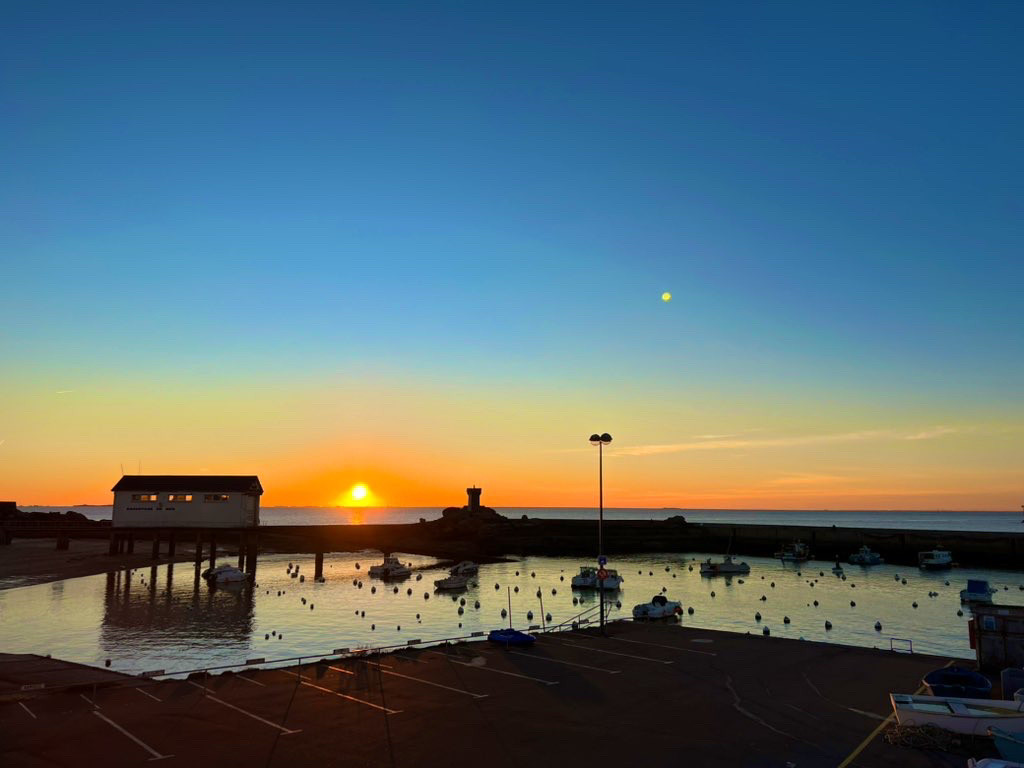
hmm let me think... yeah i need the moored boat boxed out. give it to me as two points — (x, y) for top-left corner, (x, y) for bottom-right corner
(632, 594), (683, 620)
(775, 541), (810, 563)
(487, 628), (536, 647)
(961, 580), (997, 604)
(434, 573), (471, 590)
(969, 759), (1024, 768)
(848, 545), (884, 565)
(570, 566), (623, 590)
(449, 560), (479, 577)
(368, 554), (412, 580)
(699, 555), (750, 576)
(889, 693), (1024, 735)
(919, 547), (954, 570)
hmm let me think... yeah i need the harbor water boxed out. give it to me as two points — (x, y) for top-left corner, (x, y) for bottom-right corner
(1, 550), (1020, 675)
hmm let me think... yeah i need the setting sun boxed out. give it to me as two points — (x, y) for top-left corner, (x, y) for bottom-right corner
(351, 483), (368, 501)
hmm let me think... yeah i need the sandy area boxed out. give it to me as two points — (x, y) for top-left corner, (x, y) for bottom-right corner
(0, 538), (201, 590)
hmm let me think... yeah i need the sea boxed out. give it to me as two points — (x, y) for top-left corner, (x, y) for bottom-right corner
(19, 506), (1024, 532)
(2, 506), (1021, 676)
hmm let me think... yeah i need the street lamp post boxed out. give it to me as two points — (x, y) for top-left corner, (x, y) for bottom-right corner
(589, 432), (612, 631)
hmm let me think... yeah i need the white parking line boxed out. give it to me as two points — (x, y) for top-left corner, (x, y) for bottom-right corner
(93, 711), (173, 761)
(186, 681), (300, 734)
(428, 651), (559, 685)
(134, 687), (163, 702)
(542, 636), (674, 664)
(80, 693), (100, 709)
(325, 664), (356, 676)
(18, 701), (37, 719)
(605, 636), (717, 656)
(502, 650), (621, 674)
(298, 679), (401, 714)
(233, 673), (266, 687)
(356, 660), (488, 698)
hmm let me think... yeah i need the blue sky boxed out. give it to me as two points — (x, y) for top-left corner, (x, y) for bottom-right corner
(2, 2), (1022, 506)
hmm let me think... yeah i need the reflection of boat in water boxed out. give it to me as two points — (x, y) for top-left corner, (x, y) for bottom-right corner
(201, 564), (248, 584)
(368, 555), (412, 579)
(699, 555), (750, 576)
(918, 547), (954, 570)
(890, 693), (1024, 735)
(571, 566), (622, 590)
(434, 574), (471, 590)
(775, 541), (810, 563)
(632, 594), (682, 620)
(848, 545), (884, 565)
(960, 579), (997, 604)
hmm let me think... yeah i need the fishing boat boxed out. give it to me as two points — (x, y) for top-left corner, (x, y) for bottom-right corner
(487, 628), (536, 647)
(961, 579), (997, 604)
(570, 566), (623, 590)
(368, 554), (412, 579)
(918, 547), (954, 570)
(449, 560), (479, 577)
(923, 666), (993, 698)
(774, 541), (810, 563)
(848, 545), (885, 566)
(433, 573), (471, 590)
(632, 594), (683, 620)
(889, 693), (1024, 735)
(990, 727), (1024, 763)
(699, 555), (750, 576)
(200, 564), (248, 583)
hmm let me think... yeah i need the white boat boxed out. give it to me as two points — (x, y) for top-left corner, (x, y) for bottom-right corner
(848, 545), (884, 565)
(368, 554), (412, 579)
(890, 693), (1024, 735)
(919, 548), (954, 570)
(449, 561), (479, 577)
(632, 594), (682, 620)
(699, 555), (750, 576)
(571, 566), (623, 590)
(775, 541), (810, 563)
(200, 564), (248, 583)
(434, 573), (470, 590)
(961, 579), (997, 604)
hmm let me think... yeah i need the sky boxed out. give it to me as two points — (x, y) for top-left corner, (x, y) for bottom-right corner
(2, 2), (1022, 510)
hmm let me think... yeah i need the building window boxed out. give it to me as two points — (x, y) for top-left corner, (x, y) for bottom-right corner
(205, 494), (230, 502)
(131, 494), (158, 502)
(168, 494), (192, 502)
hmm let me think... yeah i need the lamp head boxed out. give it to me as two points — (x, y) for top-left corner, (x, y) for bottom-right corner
(589, 434), (602, 445)
(600, 433), (612, 444)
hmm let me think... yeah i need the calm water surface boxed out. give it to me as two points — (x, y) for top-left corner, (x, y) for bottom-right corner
(2, 551), (1021, 674)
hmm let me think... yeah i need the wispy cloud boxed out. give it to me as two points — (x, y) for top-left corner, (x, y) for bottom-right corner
(693, 433), (735, 440)
(767, 473), (850, 486)
(617, 426), (961, 457)
(55, 390), (74, 395)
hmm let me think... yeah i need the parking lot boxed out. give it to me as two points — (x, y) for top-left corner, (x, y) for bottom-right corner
(0, 623), (979, 767)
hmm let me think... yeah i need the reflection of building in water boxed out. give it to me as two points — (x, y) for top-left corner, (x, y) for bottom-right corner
(100, 564), (254, 658)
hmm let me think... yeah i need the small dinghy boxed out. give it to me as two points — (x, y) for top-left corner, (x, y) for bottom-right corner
(201, 564), (248, 584)
(632, 594), (683, 620)
(699, 555), (750, 576)
(487, 628), (536, 647)
(961, 579), (997, 604)
(923, 666), (992, 698)
(890, 693), (1023, 735)
(991, 727), (1024, 763)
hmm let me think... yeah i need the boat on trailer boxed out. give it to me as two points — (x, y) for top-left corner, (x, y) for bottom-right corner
(889, 693), (1024, 735)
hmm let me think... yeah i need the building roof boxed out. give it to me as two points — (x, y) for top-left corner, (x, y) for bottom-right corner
(111, 475), (263, 494)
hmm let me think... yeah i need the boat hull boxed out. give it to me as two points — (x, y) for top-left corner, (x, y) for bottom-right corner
(991, 727), (1024, 762)
(891, 694), (1024, 736)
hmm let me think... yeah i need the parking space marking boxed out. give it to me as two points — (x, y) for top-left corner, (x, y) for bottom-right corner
(234, 674), (266, 687)
(186, 681), (301, 734)
(542, 636), (674, 664)
(298, 679), (401, 714)
(326, 665), (356, 676)
(604, 636), (717, 656)
(93, 711), (173, 761)
(356, 660), (488, 698)
(18, 702), (37, 719)
(503, 650), (621, 674)
(134, 687), (163, 702)
(428, 651), (559, 685)
(80, 693), (100, 709)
